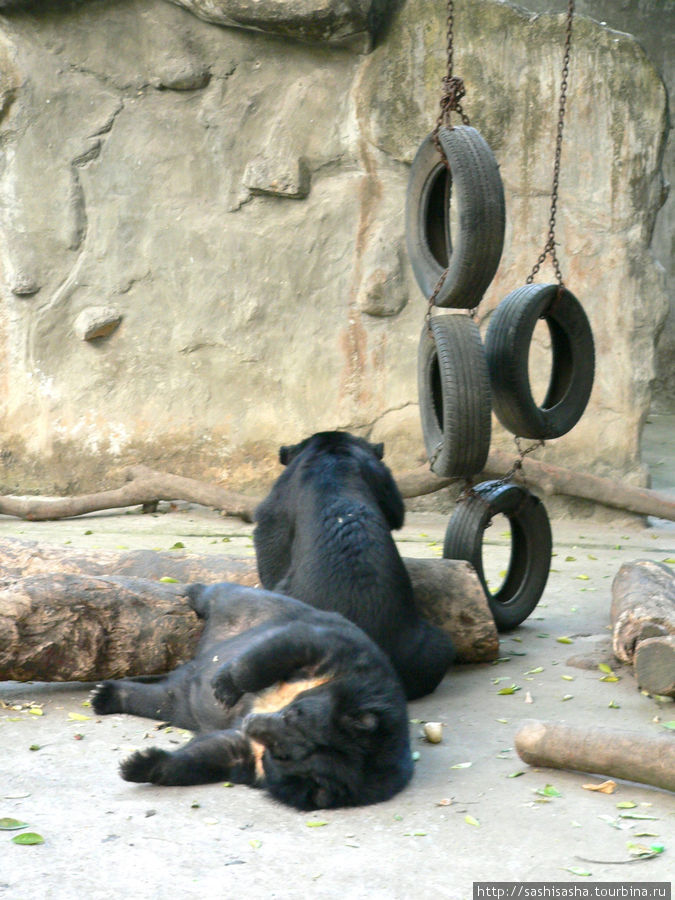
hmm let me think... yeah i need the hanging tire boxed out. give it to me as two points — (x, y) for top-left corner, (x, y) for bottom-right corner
(417, 314), (491, 477)
(443, 480), (552, 631)
(485, 283), (595, 440)
(405, 126), (505, 309)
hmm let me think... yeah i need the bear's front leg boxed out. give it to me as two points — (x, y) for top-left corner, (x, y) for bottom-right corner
(211, 621), (328, 707)
(120, 729), (256, 786)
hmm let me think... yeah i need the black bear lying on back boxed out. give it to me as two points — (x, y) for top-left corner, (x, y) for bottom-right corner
(254, 431), (455, 700)
(91, 582), (413, 810)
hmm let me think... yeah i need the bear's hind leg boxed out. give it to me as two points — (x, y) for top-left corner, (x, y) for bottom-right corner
(91, 679), (176, 723)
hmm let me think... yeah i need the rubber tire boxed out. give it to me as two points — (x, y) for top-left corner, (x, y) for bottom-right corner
(485, 283), (595, 439)
(417, 314), (491, 477)
(443, 480), (552, 631)
(405, 126), (505, 309)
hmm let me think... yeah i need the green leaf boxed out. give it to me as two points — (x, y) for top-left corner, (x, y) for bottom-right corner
(306, 820), (328, 828)
(576, 574), (590, 581)
(159, 576), (179, 583)
(535, 784), (561, 798)
(616, 801), (637, 809)
(565, 867), (591, 877)
(464, 815), (480, 827)
(561, 675), (574, 681)
(608, 700), (620, 708)
(0, 818), (28, 831)
(556, 637), (573, 644)
(28, 707), (43, 716)
(507, 771), (525, 778)
(562, 694), (574, 701)
(662, 557), (675, 564)
(564, 556), (576, 562)
(169, 542), (185, 550)
(497, 684), (521, 695)
(67, 712), (90, 722)
(249, 839), (262, 849)
(451, 762), (472, 769)
(523, 667), (544, 675)
(12, 832), (44, 845)
(598, 663), (613, 674)
(618, 812), (659, 820)
(661, 721), (675, 730)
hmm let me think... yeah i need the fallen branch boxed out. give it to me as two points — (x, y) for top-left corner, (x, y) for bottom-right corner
(515, 719), (675, 793)
(0, 464), (257, 523)
(0, 539), (497, 680)
(397, 450), (675, 521)
(1, 448), (672, 523)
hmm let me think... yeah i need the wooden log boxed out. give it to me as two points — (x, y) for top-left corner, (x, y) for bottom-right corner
(0, 575), (200, 682)
(634, 635), (675, 698)
(515, 719), (675, 793)
(610, 559), (675, 664)
(0, 539), (497, 681)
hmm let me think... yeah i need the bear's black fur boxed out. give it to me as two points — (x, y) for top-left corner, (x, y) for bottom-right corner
(91, 582), (413, 810)
(253, 431), (455, 700)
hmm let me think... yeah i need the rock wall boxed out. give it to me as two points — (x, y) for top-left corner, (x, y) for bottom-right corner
(0, 0), (668, 497)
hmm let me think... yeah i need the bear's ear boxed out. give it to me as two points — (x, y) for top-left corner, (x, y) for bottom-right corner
(340, 711), (378, 733)
(279, 445), (292, 465)
(371, 442), (385, 460)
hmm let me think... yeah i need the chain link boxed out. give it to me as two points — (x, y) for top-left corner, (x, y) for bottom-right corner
(527, 0), (575, 287)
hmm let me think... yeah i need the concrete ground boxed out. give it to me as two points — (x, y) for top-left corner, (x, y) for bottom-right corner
(1, 420), (674, 898)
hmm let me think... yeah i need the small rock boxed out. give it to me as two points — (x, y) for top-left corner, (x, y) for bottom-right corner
(243, 156), (311, 199)
(11, 271), (40, 297)
(74, 307), (122, 342)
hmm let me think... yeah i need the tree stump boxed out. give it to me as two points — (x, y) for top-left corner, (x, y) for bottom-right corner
(610, 559), (675, 697)
(0, 538), (498, 682)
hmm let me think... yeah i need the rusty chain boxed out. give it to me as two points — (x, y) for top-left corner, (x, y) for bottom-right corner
(433, 0), (471, 163)
(527, 0), (575, 287)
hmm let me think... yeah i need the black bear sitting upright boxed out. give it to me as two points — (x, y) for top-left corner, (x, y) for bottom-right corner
(92, 582), (413, 810)
(253, 431), (455, 700)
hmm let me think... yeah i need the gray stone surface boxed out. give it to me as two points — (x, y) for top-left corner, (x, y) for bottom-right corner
(0, 0), (669, 497)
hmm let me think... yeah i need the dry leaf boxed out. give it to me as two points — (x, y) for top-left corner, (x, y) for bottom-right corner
(582, 780), (617, 794)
